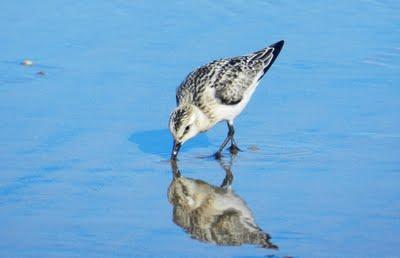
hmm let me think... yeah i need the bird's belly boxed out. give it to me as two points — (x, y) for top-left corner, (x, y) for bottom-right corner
(214, 85), (258, 121)
(214, 103), (246, 121)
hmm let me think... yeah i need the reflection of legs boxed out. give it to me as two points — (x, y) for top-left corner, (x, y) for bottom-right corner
(219, 156), (235, 188)
(214, 121), (241, 159)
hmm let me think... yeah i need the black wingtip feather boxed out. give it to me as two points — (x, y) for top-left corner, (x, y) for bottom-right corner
(263, 40), (284, 73)
(256, 40), (284, 81)
(269, 40), (284, 54)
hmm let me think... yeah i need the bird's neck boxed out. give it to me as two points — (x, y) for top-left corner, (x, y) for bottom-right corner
(192, 105), (213, 132)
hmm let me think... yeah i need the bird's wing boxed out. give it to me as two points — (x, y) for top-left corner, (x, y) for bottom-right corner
(214, 41), (283, 105)
(176, 60), (226, 105)
(176, 56), (264, 106)
(213, 56), (261, 105)
(176, 41), (284, 106)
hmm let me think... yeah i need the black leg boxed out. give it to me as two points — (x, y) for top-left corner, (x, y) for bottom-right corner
(228, 140), (241, 154)
(214, 121), (235, 159)
(227, 123), (241, 154)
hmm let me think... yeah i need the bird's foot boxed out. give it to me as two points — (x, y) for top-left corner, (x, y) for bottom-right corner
(213, 152), (223, 160)
(228, 144), (241, 155)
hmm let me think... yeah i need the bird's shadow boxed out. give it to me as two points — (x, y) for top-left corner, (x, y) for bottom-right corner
(129, 129), (211, 159)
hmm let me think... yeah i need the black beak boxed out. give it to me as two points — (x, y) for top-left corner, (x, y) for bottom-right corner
(171, 140), (181, 160)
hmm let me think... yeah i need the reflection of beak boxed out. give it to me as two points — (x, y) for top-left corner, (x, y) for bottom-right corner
(171, 140), (181, 160)
(170, 159), (181, 178)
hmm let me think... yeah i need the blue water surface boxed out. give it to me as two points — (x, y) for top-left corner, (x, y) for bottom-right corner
(1, 1), (399, 257)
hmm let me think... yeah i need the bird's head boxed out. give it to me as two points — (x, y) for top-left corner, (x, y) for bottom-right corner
(169, 104), (204, 160)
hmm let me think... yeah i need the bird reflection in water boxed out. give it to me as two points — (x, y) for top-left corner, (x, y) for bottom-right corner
(168, 159), (278, 249)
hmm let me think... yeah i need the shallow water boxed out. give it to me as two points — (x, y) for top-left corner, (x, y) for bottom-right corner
(1, 1), (399, 257)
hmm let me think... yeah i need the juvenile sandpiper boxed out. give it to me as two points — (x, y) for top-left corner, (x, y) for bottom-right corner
(169, 40), (284, 160)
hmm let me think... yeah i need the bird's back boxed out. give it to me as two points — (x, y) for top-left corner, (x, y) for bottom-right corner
(176, 41), (284, 120)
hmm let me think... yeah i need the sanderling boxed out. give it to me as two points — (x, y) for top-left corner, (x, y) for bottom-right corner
(169, 40), (284, 160)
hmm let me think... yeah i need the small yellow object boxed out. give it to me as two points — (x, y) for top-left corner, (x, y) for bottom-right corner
(21, 59), (33, 66)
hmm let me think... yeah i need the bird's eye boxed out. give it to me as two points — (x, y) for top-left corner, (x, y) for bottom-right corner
(184, 125), (191, 133)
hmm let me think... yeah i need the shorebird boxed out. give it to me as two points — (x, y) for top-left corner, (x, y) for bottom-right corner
(169, 40), (284, 160)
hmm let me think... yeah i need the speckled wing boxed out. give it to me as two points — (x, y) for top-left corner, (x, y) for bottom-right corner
(213, 46), (277, 105)
(176, 41), (284, 106)
(212, 57), (263, 105)
(176, 60), (224, 105)
(176, 57), (262, 106)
